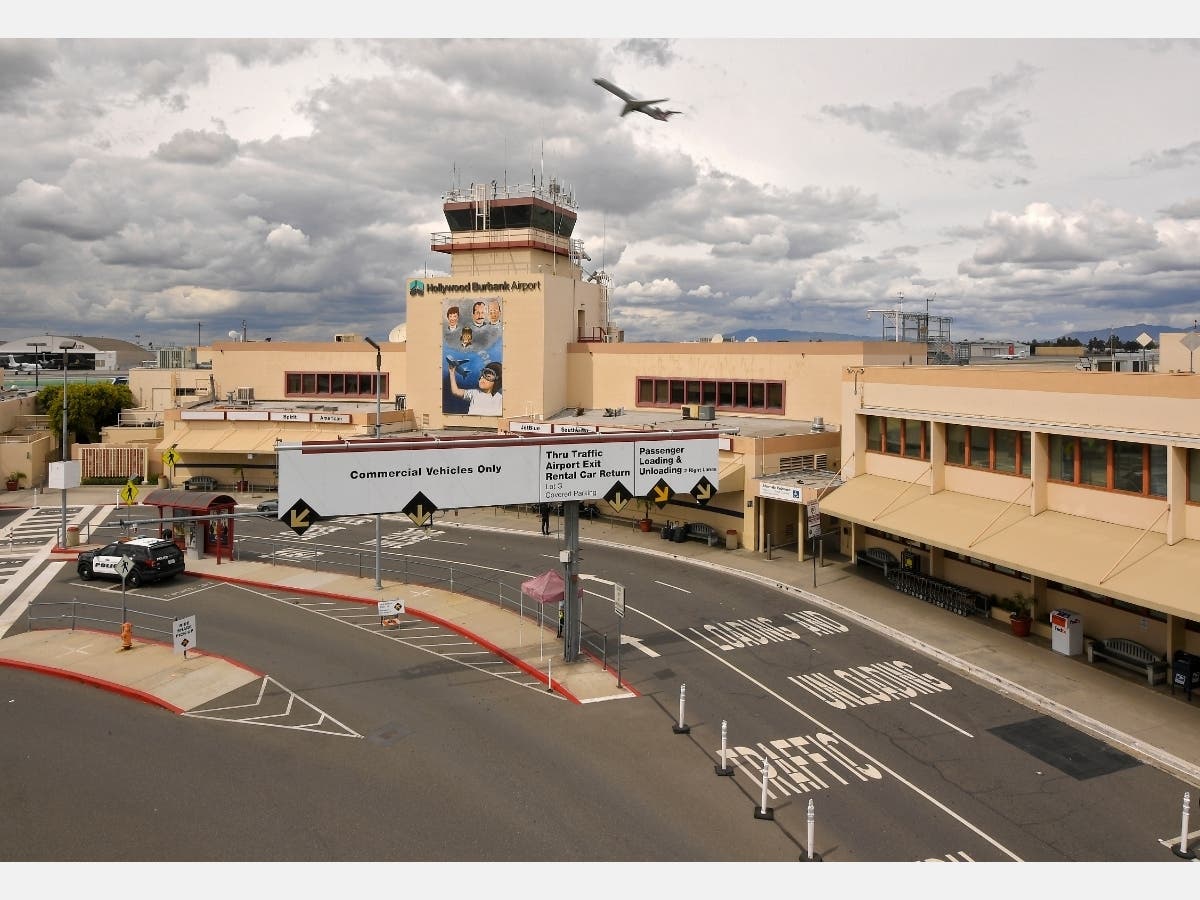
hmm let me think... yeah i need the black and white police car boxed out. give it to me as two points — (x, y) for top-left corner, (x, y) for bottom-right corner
(77, 537), (186, 586)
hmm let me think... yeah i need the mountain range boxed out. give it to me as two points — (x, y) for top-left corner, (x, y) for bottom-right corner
(717, 323), (1186, 345)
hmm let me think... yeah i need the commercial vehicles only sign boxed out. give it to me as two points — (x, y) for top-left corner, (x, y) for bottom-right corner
(277, 431), (719, 519)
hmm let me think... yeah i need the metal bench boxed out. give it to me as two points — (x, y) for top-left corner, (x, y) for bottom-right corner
(1086, 637), (1168, 685)
(856, 547), (899, 575)
(183, 475), (218, 492)
(683, 522), (721, 547)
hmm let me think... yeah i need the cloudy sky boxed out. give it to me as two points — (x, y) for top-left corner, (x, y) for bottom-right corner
(3, 9), (1199, 349)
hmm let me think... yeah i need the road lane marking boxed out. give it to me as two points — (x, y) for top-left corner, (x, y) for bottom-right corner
(625, 601), (1022, 861)
(911, 702), (974, 738)
(654, 580), (690, 593)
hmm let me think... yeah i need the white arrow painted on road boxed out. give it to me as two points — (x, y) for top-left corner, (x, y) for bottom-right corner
(619, 634), (660, 658)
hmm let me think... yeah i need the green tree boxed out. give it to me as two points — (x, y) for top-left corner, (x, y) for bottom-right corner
(37, 383), (134, 445)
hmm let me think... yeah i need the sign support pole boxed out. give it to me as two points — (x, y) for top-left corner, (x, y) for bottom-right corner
(562, 501), (581, 663)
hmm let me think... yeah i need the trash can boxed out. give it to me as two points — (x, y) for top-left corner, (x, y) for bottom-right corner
(65, 525), (80, 548)
(725, 529), (738, 550)
(901, 549), (922, 574)
(1172, 651), (1200, 701)
(671, 524), (687, 543)
(1050, 608), (1083, 656)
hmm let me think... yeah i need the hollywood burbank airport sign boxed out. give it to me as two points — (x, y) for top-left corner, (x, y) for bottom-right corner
(276, 431), (719, 532)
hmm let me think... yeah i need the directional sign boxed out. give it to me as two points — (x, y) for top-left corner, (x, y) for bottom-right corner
(173, 615), (197, 657)
(119, 481), (139, 505)
(648, 478), (674, 509)
(614, 583), (626, 618)
(403, 491), (437, 527)
(285, 498), (318, 536)
(116, 555), (134, 580)
(377, 599), (405, 617)
(604, 480), (633, 514)
(691, 476), (716, 507)
(277, 431), (719, 516)
(161, 447), (180, 467)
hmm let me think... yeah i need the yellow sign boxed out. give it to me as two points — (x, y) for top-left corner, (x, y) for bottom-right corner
(119, 481), (139, 505)
(162, 447), (180, 467)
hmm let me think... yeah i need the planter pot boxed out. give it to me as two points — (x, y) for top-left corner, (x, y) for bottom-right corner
(637, 518), (653, 532)
(1010, 615), (1032, 637)
(236, 480), (249, 492)
(5, 481), (17, 491)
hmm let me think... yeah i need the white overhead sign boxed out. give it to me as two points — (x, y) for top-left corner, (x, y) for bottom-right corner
(759, 481), (804, 502)
(277, 431), (719, 519)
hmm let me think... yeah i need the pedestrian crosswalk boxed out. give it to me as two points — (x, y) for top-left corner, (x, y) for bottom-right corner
(0, 506), (98, 631)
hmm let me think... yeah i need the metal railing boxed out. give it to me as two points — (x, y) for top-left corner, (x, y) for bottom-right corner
(229, 533), (614, 668)
(26, 598), (177, 639)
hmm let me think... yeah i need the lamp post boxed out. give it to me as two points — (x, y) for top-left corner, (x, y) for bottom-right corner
(26, 341), (46, 388)
(197, 322), (202, 347)
(59, 341), (77, 547)
(364, 336), (383, 590)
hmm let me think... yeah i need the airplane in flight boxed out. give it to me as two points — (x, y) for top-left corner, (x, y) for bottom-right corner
(593, 78), (681, 122)
(6, 355), (44, 372)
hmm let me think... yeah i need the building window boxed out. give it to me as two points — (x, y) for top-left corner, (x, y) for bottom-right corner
(1189, 449), (1200, 503)
(969, 427), (991, 470)
(863, 415), (928, 460)
(1049, 435), (1168, 498)
(285, 371), (387, 398)
(635, 377), (786, 414)
(946, 424), (966, 465)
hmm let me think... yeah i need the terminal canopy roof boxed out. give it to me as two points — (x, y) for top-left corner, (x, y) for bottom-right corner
(141, 488), (237, 512)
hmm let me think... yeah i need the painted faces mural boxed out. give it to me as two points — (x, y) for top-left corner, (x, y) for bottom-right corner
(443, 297), (503, 416)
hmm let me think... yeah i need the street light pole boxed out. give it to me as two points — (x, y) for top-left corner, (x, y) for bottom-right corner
(59, 341), (77, 548)
(26, 341), (46, 389)
(364, 336), (383, 590)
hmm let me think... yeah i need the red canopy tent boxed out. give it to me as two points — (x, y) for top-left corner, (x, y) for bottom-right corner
(521, 569), (565, 604)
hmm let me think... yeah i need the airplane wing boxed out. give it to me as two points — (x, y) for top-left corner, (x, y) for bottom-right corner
(593, 78), (635, 103)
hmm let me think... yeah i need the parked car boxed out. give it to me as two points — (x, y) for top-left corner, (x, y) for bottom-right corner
(77, 537), (186, 586)
(257, 498), (279, 515)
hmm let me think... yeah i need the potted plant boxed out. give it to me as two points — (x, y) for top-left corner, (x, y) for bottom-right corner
(1006, 591), (1033, 637)
(6, 471), (25, 491)
(636, 497), (654, 532)
(235, 467), (249, 492)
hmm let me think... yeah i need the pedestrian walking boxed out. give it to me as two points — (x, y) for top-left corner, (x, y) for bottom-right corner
(557, 600), (564, 637)
(540, 503), (551, 536)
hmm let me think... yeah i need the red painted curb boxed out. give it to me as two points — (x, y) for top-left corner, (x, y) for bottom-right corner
(0, 656), (183, 714)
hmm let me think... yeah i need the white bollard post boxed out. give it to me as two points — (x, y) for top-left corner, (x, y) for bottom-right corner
(672, 682), (690, 734)
(1175, 791), (1196, 859)
(546, 656), (553, 693)
(753, 757), (774, 820)
(715, 719), (734, 776)
(807, 799), (815, 859)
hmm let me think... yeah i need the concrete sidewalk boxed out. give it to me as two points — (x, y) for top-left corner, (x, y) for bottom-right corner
(3, 490), (1200, 788)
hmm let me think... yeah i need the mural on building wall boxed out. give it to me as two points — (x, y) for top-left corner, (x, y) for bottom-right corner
(443, 297), (503, 416)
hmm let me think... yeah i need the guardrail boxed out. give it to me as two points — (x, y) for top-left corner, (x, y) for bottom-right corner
(26, 598), (177, 639)
(229, 533), (613, 669)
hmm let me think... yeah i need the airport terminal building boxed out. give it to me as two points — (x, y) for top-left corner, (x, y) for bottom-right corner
(7, 176), (1200, 660)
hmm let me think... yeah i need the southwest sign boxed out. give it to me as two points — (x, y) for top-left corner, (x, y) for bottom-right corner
(277, 431), (720, 518)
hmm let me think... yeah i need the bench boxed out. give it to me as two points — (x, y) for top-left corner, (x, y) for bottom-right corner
(856, 547), (899, 575)
(683, 522), (721, 547)
(1086, 637), (1168, 685)
(183, 475), (218, 492)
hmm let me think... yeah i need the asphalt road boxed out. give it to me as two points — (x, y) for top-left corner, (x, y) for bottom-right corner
(2, 509), (1194, 863)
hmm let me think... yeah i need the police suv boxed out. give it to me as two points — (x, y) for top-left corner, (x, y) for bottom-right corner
(77, 537), (186, 586)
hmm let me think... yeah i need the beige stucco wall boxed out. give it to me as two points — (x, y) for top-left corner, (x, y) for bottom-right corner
(837, 365), (1200, 540)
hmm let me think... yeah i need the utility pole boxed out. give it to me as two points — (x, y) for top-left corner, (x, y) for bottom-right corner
(364, 336), (383, 590)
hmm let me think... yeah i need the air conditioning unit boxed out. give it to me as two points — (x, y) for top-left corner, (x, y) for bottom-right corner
(236, 387), (255, 402)
(681, 403), (699, 419)
(334, 333), (360, 343)
(698, 404), (715, 420)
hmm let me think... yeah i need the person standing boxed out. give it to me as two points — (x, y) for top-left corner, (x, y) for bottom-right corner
(539, 502), (551, 536)
(557, 600), (564, 637)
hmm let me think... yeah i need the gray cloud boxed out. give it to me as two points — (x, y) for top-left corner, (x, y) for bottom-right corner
(822, 63), (1037, 164)
(154, 129), (239, 165)
(614, 39), (677, 67)
(1133, 140), (1200, 171)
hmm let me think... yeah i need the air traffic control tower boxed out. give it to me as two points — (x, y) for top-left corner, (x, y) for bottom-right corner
(409, 177), (613, 430)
